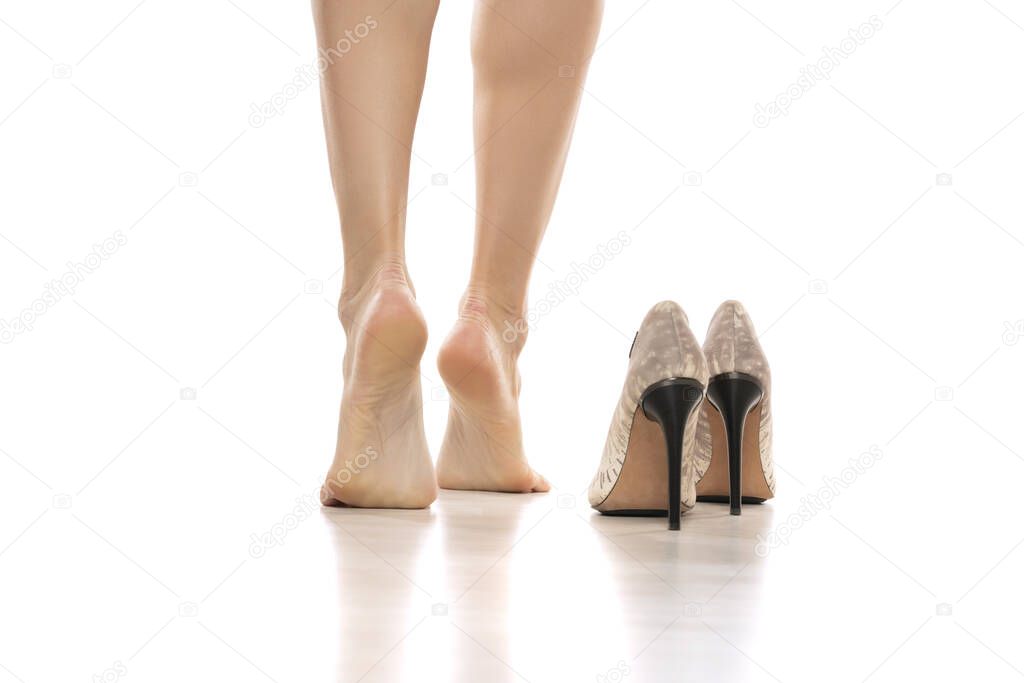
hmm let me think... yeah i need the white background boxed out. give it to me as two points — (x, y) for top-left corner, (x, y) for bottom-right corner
(2, 1), (1024, 681)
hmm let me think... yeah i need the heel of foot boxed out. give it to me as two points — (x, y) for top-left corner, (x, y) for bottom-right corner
(371, 289), (428, 356)
(345, 287), (428, 375)
(437, 319), (500, 400)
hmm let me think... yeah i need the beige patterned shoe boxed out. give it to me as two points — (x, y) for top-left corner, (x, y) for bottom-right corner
(588, 302), (709, 530)
(695, 300), (774, 515)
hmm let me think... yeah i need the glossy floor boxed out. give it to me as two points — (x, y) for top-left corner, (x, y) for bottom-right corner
(2, 480), (1019, 682)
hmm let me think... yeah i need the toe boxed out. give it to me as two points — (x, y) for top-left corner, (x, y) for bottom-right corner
(531, 471), (551, 493)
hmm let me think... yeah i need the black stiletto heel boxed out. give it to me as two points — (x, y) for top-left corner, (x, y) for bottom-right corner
(705, 372), (763, 515)
(641, 378), (704, 530)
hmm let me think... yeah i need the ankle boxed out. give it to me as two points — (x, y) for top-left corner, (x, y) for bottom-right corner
(339, 255), (413, 322)
(457, 287), (529, 356)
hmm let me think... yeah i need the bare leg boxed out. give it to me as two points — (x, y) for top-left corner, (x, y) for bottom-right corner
(315, 0), (440, 508)
(437, 0), (604, 492)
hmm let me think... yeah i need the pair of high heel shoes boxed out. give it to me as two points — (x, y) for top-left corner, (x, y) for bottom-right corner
(588, 300), (774, 529)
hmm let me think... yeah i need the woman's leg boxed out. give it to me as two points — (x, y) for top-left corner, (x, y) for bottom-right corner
(437, 0), (604, 492)
(315, 0), (440, 508)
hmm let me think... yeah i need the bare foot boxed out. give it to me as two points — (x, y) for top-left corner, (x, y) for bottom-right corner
(435, 294), (549, 493)
(322, 261), (437, 509)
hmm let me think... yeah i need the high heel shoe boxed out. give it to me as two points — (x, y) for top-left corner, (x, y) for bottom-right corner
(695, 301), (774, 515)
(588, 302), (708, 530)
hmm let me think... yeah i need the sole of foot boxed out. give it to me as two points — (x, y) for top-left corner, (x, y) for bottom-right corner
(435, 315), (549, 493)
(322, 275), (437, 509)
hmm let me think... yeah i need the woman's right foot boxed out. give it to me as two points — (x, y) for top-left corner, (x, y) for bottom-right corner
(435, 294), (549, 493)
(322, 261), (437, 509)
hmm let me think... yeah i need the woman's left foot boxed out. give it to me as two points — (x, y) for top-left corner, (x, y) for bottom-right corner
(322, 261), (437, 509)
(436, 295), (549, 493)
